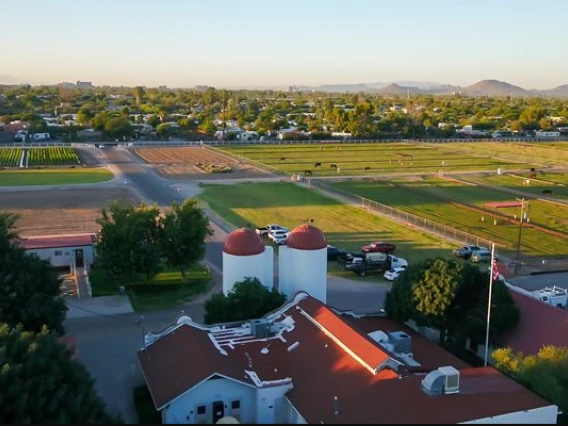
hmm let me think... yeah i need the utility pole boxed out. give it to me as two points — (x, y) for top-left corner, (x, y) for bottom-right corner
(514, 198), (528, 274)
(222, 89), (227, 143)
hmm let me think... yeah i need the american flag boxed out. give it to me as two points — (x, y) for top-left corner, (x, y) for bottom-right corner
(492, 257), (500, 281)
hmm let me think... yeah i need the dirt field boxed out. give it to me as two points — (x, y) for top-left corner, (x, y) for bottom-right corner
(0, 187), (142, 237)
(132, 146), (270, 179)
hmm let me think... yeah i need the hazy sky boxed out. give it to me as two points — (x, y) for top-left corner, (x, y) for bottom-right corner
(3, 0), (567, 89)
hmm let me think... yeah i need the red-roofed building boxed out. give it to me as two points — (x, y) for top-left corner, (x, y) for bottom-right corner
(495, 291), (568, 356)
(21, 233), (95, 269)
(137, 292), (557, 424)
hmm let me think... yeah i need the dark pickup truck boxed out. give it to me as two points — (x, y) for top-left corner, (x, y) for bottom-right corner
(337, 252), (406, 277)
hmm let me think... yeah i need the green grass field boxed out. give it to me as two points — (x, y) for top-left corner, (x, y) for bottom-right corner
(331, 176), (568, 257)
(0, 168), (113, 186)
(128, 266), (211, 311)
(220, 142), (540, 176)
(463, 172), (568, 200)
(198, 182), (455, 273)
(443, 142), (568, 167)
(27, 147), (80, 166)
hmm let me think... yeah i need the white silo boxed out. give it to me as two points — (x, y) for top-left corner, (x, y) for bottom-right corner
(222, 228), (274, 294)
(278, 224), (327, 303)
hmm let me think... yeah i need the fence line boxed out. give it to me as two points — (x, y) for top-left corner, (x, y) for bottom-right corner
(0, 137), (559, 149)
(308, 179), (498, 249)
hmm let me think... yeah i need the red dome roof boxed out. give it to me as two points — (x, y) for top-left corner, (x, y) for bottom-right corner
(223, 228), (265, 256)
(286, 224), (327, 250)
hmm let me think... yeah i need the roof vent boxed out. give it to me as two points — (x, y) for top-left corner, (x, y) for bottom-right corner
(422, 366), (460, 395)
(251, 319), (272, 338)
(367, 330), (389, 343)
(388, 331), (412, 353)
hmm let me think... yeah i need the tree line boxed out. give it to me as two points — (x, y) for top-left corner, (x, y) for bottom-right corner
(1, 84), (567, 140)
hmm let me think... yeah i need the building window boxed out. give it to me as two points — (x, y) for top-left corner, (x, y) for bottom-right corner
(197, 405), (206, 415)
(54, 250), (63, 256)
(231, 400), (240, 410)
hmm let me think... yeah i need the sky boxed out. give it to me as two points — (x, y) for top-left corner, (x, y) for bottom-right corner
(2, 0), (567, 89)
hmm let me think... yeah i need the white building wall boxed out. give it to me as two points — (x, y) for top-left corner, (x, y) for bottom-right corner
(25, 245), (94, 268)
(255, 383), (293, 424)
(163, 377), (257, 424)
(462, 405), (558, 424)
(222, 250), (273, 295)
(278, 246), (327, 303)
(284, 397), (308, 424)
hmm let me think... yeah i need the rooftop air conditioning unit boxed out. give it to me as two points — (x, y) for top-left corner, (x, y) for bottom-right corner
(250, 319), (272, 338)
(421, 365), (460, 395)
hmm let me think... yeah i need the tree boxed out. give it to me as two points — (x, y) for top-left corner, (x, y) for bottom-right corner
(146, 114), (161, 127)
(0, 213), (67, 335)
(132, 86), (145, 106)
(104, 116), (133, 139)
(492, 345), (568, 423)
(204, 278), (286, 324)
(0, 323), (120, 423)
(160, 199), (212, 281)
(95, 202), (163, 283)
(385, 258), (519, 344)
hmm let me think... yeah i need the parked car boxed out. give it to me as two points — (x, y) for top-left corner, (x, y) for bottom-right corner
(361, 241), (396, 254)
(471, 249), (498, 263)
(256, 224), (289, 238)
(384, 265), (408, 281)
(268, 230), (290, 245)
(453, 244), (488, 259)
(327, 245), (347, 261)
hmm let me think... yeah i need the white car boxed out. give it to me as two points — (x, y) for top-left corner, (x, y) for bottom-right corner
(384, 265), (408, 281)
(268, 230), (290, 245)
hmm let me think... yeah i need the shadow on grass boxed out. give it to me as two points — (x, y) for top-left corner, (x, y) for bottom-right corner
(89, 264), (211, 311)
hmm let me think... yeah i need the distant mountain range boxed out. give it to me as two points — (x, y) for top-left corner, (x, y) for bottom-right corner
(1, 74), (568, 97)
(295, 80), (568, 97)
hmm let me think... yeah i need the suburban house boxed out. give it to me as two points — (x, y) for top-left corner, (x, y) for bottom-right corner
(138, 292), (558, 424)
(21, 233), (96, 270)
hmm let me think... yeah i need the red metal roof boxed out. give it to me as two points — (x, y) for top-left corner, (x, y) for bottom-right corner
(496, 291), (568, 355)
(138, 294), (551, 422)
(223, 228), (265, 256)
(286, 224), (327, 250)
(297, 297), (392, 372)
(21, 234), (95, 250)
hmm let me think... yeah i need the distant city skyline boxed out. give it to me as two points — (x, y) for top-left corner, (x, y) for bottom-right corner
(3, 0), (568, 90)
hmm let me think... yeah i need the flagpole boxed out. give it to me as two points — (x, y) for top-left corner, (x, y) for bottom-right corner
(484, 242), (496, 367)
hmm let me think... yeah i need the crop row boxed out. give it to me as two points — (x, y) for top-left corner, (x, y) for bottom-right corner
(0, 148), (23, 167)
(27, 148), (80, 166)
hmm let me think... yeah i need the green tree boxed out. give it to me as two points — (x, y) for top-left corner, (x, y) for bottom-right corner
(386, 258), (519, 344)
(104, 116), (133, 139)
(77, 108), (94, 126)
(160, 199), (212, 281)
(0, 323), (120, 424)
(492, 345), (568, 423)
(0, 213), (67, 335)
(95, 202), (163, 283)
(204, 278), (286, 324)
(146, 114), (161, 128)
(132, 86), (145, 106)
